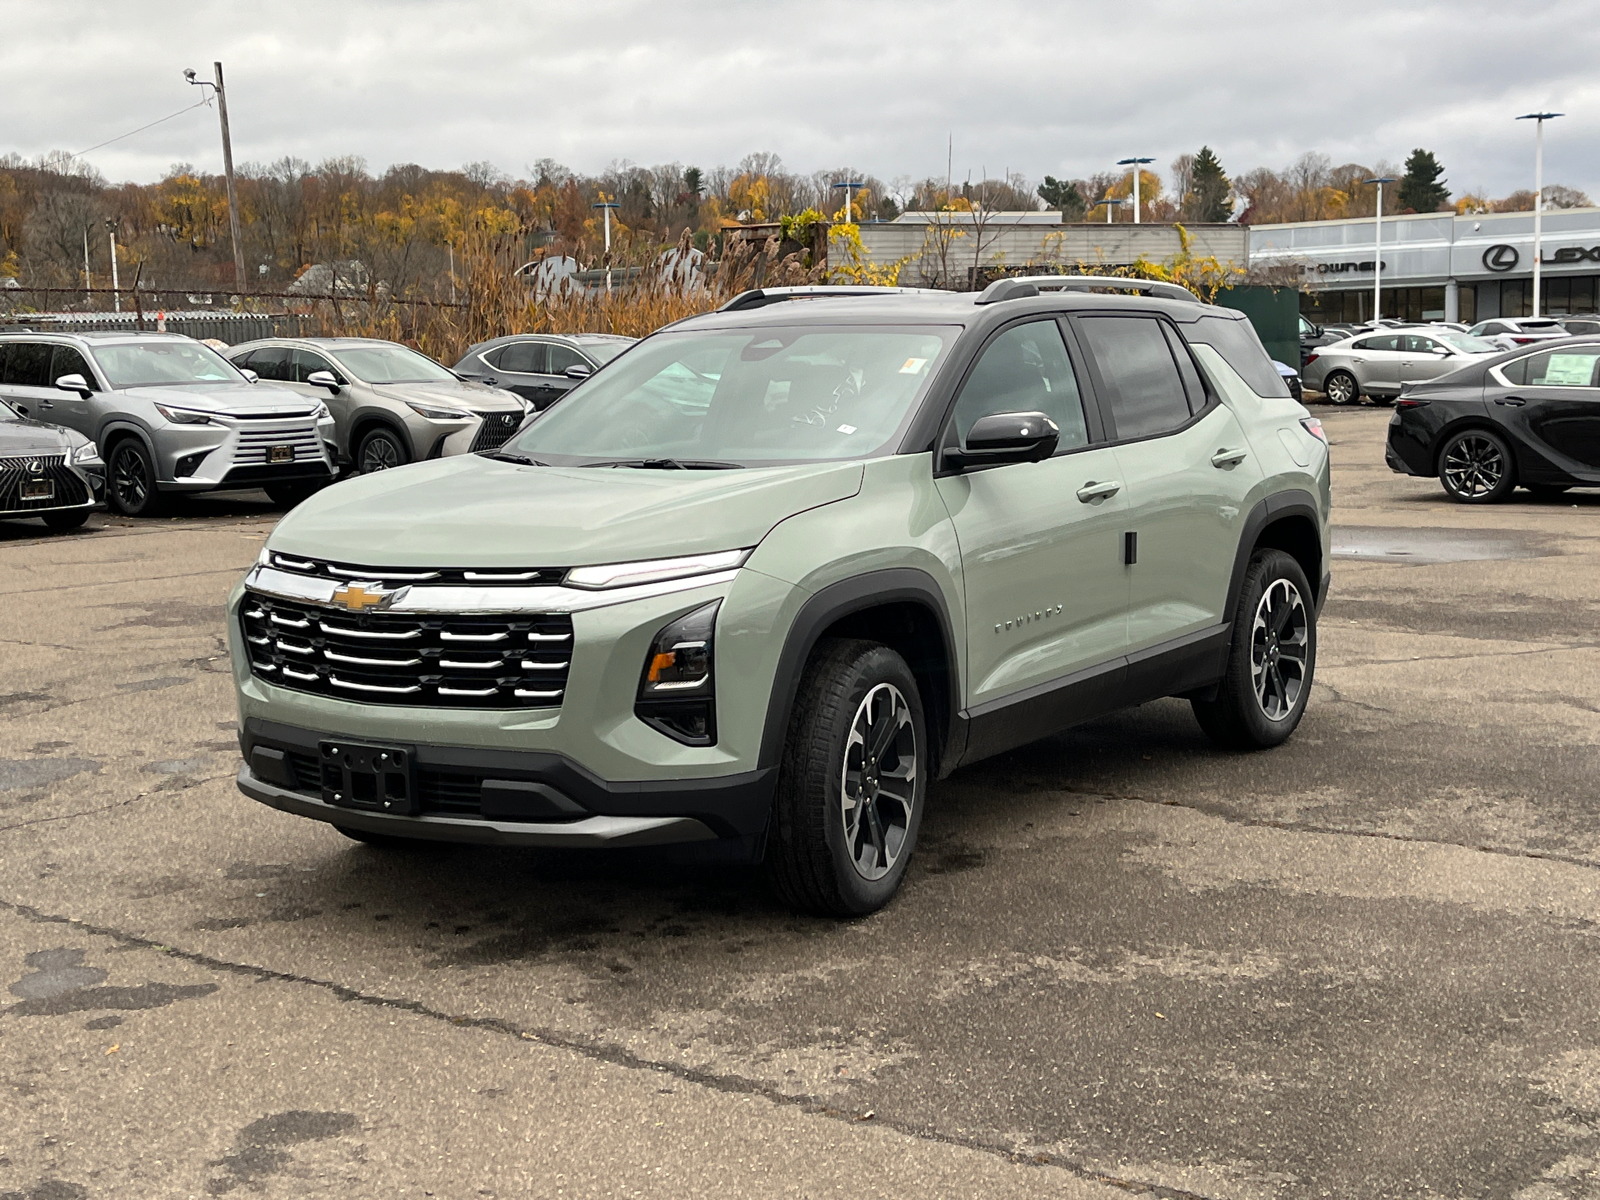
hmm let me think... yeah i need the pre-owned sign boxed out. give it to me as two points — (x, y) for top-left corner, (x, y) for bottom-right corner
(1304, 260), (1387, 274)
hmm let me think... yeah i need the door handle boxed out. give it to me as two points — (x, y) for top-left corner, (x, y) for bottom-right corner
(1495, 396), (1526, 406)
(1076, 480), (1121, 503)
(1210, 447), (1249, 468)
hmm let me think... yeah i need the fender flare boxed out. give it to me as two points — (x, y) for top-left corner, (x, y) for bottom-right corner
(97, 421), (158, 465)
(756, 568), (963, 774)
(349, 411), (417, 461)
(1226, 489), (1326, 619)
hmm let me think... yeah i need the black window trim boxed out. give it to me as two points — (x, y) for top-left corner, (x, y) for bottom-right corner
(929, 312), (1108, 478)
(1067, 312), (1220, 450)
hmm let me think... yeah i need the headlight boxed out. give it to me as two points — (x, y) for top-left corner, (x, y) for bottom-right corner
(153, 403), (217, 425)
(70, 441), (103, 466)
(405, 401), (470, 420)
(635, 600), (719, 745)
(564, 549), (750, 591)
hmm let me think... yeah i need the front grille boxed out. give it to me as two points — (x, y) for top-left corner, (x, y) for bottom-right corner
(469, 411), (521, 453)
(0, 454), (89, 513)
(241, 592), (573, 709)
(233, 421), (321, 466)
(279, 751), (563, 820)
(263, 550), (564, 589)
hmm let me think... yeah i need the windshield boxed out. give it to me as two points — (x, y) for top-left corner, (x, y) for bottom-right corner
(331, 344), (457, 384)
(91, 341), (244, 388)
(1436, 332), (1498, 354)
(502, 325), (955, 467)
(582, 340), (632, 365)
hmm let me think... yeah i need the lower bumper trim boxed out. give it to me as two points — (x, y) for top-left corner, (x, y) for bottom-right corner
(237, 766), (718, 847)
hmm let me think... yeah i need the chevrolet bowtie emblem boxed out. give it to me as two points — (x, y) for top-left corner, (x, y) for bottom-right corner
(331, 584), (388, 612)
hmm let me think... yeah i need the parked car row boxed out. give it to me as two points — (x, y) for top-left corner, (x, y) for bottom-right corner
(0, 330), (640, 534)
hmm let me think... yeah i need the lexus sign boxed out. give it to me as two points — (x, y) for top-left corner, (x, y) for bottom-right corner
(1483, 244), (1520, 272)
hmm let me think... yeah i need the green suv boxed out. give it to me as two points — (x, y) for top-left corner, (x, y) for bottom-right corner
(228, 279), (1331, 915)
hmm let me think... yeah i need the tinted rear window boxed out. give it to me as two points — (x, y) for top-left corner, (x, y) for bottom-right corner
(1181, 315), (1291, 398)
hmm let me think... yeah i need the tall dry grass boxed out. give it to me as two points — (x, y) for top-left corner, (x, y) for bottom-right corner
(296, 228), (822, 363)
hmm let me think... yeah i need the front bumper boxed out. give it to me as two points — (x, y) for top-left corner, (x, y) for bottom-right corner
(238, 717), (775, 849)
(152, 416), (338, 493)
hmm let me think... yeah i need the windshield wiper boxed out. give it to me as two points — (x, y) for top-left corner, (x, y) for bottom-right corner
(479, 450), (546, 466)
(582, 457), (743, 470)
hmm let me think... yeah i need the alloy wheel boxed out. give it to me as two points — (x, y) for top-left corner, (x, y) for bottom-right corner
(1251, 578), (1308, 722)
(360, 436), (400, 472)
(111, 445), (149, 511)
(839, 682), (917, 881)
(1441, 433), (1505, 499)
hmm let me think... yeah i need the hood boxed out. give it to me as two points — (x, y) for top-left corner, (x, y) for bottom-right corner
(0, 416), (80, 455)
(129, 381), (318, 416)
(269, 455), (865, 567)
(369, 379), (522, 410)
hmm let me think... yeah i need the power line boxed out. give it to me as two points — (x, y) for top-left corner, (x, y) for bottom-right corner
(62, 98), (211, 163)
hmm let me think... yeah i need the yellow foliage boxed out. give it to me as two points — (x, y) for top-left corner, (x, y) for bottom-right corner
(828, 222), (911, 285)
(728, 174), (771, 222)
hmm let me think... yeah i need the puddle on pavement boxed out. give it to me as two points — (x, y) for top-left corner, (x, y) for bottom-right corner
(1331, 526), (1556, 566)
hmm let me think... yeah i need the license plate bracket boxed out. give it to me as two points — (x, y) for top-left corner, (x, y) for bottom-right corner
(20, 479), (54, 501)
(269, 445), (295, 463)
(318, 740), (414, 815)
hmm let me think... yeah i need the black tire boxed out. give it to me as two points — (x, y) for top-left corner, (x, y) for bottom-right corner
(42, 508), (90, 531)
(265, 480), (326, 509)
(1438, 427), (1516, 504)
(766, 638), (928, 917)
(106, 439), (164, 517)
(356, 427), (409, 474)
(1323, 371), (1359, 406)
(1192, 549), (1316, 751)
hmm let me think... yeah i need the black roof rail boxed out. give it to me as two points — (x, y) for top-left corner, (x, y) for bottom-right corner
(716, 285), (945, 312)
(996, 274), (1201, 303)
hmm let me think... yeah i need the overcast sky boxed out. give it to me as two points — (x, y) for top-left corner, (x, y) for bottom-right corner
(5, 0), (1598, 203)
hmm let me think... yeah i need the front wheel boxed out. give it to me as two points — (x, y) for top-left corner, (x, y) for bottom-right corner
(766, 639), (927, 917)
(1439, 428), (1516, 503)
(1193, 549), (1316, 750)
(1323, 371), (1359, 406)
(356, 427), (409, 474)
(107, 439), (164, 517)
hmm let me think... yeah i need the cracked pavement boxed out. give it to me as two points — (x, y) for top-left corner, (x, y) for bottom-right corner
(3, 413), (1600, 1198)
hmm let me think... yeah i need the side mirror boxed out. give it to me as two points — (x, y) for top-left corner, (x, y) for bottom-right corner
(54, 373), (92, 398)
(1432, 346), (1452, 356)
(563, 364), (592, 380)
(241, 368), (260, 383)
(946, 411), (1059, 471)
(305, 370), (341, 392)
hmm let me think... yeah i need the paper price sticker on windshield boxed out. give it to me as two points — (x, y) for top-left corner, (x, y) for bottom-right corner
(899, 357), (928, 374)
(1541, 353), (1599, 386)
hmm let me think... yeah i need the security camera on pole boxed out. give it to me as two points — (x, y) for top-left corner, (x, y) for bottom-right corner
(1362, 176), (1397, 323)
(1517, 111), (1562, 318)
(185, 63), (248, 294)
(1117, 157), (1155, 224)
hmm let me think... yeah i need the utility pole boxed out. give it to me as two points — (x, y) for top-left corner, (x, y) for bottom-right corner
(187, 62), (247, 293)
(82, 228), (92, 306)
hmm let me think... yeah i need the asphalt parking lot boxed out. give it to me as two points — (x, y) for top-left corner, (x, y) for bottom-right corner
(4, 406), (1600, 1199)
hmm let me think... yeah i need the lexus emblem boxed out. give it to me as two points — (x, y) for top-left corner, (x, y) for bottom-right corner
(1483, 244), (1520, 273)
(27, 460), (42, 474)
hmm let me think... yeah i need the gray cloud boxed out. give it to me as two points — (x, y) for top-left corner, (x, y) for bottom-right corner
(5, 0), (1598, 200)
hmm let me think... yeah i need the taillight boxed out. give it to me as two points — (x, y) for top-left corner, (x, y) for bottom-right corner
(1511, 336), (1538, 344)
(1303, 353), (1320, 367)
(1395, 398), (1431, 409)
(1300, 417), (1327, 443)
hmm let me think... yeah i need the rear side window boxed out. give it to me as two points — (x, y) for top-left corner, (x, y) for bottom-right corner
(1504, 348), (1600, 388)
(1183, 315), (1292, 397)
(495, 341), (549, 374)
(951, 319), (1089, 451)
(2, 342), (51, 387)
(51, 345), (97, 389)
(1077, 315), (1192, 440)
(244, 347), (291, 382)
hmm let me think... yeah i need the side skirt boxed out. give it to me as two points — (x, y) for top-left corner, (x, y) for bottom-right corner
(956, 622), (1231, 766)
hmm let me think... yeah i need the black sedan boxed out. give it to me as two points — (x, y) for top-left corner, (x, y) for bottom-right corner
(1385, 337), (1600, 503)
(1, 399), (104, 531)
(453, 334), (635, 410)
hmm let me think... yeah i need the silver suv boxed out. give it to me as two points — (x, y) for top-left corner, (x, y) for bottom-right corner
(0, 331), (336, 515)
(226, 338), (528, 474)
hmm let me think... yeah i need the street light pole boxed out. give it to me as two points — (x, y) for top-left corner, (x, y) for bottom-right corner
(1117, 157), (1155, 224)
(1362, 176), (1396, 324)
(106, 219), (121, 313)
(1100, 197), (1123, 225)
(591, 200), (620, 294)
(1518, 112), (1563, 318)
(831, 180), (865, 223)
(186, 63), (248, 293)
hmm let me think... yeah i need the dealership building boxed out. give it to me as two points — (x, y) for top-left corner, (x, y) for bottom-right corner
(1246, 207), (1600, 325)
